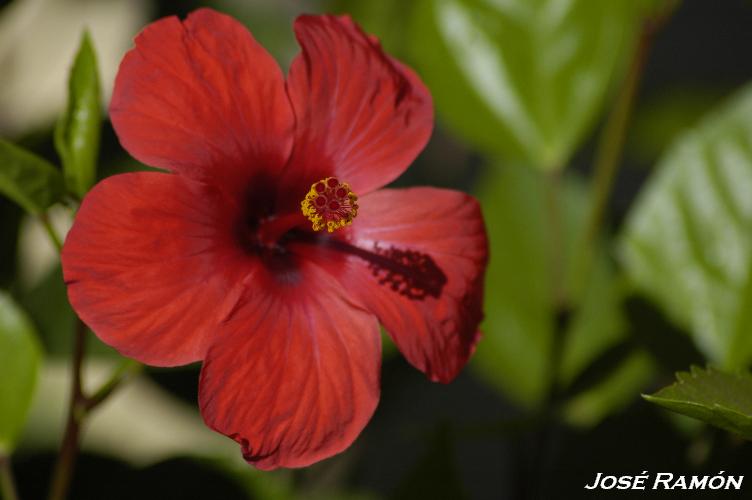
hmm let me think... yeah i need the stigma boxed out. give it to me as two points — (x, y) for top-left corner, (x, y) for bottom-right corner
(301, 177), (359, 232)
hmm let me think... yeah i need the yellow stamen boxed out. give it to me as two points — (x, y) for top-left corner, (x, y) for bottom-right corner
(300, 177), (359, 232)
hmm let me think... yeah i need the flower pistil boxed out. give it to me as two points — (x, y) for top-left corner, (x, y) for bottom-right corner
(301, 177), (359, 232)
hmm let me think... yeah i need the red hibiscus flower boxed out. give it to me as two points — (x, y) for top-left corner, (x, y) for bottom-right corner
(61, 8), (488, 469)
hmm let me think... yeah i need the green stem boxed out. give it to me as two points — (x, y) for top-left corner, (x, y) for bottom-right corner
(544, 169), (570, 398)
(0, 455), (19, 500)
(584, 2), (679, 250)
(545, 169), (566, 311)
(38, 213), (63, 252)
(84, 359), (142, 411)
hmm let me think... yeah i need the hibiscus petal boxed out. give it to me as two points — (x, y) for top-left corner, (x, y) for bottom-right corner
(331, 188), (487, 383)
(110, 8), (294, 191)
(62, 172), (249, 366)
(198, 265), (381, 470)
(282, 15), (433, 203)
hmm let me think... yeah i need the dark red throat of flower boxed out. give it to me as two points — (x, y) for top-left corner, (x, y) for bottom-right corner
(301, 177), (359, 232)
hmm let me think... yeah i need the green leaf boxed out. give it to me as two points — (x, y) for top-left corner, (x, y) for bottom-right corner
(410, 0), (643, 170)
(0, 139), (65, 214)
(55, 31), (101, 197)
(473, 164), (626, 409)
(644, 366), (752, 439)
(471, 164), (551, 407)
(620, 83), (752, 368)
(0, 291), (42, 453)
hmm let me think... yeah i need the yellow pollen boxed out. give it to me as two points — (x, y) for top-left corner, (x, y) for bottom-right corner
(301, 177), (359, 232)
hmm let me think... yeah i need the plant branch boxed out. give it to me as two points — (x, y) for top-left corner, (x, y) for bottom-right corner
(47, 319), (141, 500)
(584, 2), (679, 250)
(545, 169), (567, 312)
(543, 169), (572, 400)
(84, 359), (142, 412)
(47, 318), (86, 500)
(39, 193), (139, 500)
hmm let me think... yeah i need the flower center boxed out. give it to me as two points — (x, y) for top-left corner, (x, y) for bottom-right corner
(300, 177), (359, 232)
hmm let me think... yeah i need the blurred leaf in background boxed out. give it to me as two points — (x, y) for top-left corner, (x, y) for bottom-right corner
(620, 82), (752, 368)
(0, 139), (65, 215)
(0, 291), (41, 454)
(471, 164), (552, 407)
(471, 163), (652, 418)
(55, 31), (101, 198)
(408, 0), (645, 170)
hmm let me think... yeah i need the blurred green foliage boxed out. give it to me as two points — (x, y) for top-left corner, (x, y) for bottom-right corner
(0, 139), (65, 215)
(0, 291), (41, 454)
(472, 164), (554, 406)
(621, 82), (752, 368)
(409, 0), (642, 170)
(473, 163), (653, 420)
